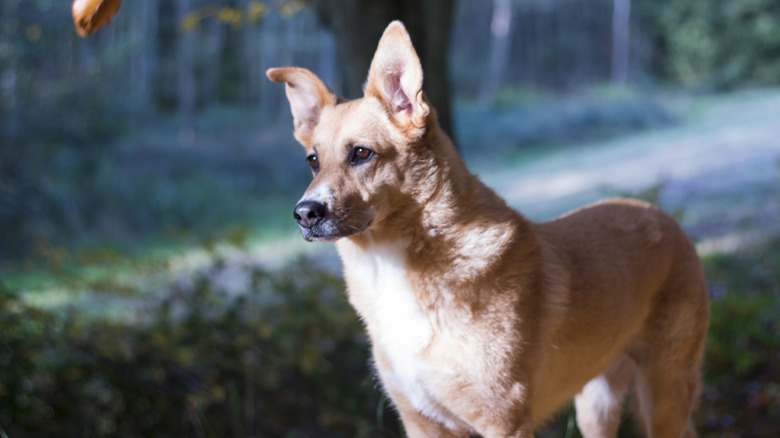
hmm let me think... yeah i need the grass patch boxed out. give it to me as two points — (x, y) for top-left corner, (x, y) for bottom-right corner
(0, 195), (298, 300)
(455, 85), (676, 166)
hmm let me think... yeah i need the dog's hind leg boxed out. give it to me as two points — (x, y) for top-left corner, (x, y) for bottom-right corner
(632, 273), (708, 438)
(632, 353), (702, 438)
(574, 353), (636, 438)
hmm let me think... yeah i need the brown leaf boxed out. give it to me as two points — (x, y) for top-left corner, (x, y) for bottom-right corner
(72, 0), (122, 38)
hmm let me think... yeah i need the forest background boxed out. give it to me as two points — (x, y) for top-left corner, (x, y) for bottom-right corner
(1, 0), (779, 436)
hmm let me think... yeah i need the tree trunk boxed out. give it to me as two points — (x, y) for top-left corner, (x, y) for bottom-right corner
(259, 11), (281, 113)
(611, 0), (631, 84)
(1, 0), (19, 136)
(131, 0), (157, 107)
(203, 0), (224, 108)
(479, 0), (512, 107)
(176, 0), (196, 143)
(309, 0), (455, 139)
(239, 0), (262, 106)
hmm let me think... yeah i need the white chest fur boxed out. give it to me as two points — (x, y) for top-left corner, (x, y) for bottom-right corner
(336, 239), (459, 429)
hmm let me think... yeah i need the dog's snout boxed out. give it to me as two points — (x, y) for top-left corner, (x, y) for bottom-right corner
(294, 200), (326, 228)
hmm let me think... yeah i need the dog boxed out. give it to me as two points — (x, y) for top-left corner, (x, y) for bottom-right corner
(267, 21), (709, 438)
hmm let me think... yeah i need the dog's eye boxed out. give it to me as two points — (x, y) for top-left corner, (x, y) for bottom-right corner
(349, 146), (374, 165)
(306, 154), (319, 172)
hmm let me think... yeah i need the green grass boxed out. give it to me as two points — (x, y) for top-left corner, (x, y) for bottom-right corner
(0, 195), (298, 300)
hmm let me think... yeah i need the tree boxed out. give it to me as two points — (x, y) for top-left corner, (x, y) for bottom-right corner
(309, 0), (456, 138)
(611, 0), (631, 84)
(176, 0), (196, 142)
(479, 0), (513, 106)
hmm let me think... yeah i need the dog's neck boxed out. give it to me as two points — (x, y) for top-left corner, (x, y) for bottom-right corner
(342, 124), (538, 300)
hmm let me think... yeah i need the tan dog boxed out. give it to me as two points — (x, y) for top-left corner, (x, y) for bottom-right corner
(267, 21), (708, 438)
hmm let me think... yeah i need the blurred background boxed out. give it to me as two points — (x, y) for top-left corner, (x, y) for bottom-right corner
(1, 0), (779, 436)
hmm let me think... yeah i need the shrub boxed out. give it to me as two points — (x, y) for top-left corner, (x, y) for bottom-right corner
(0, 260), (398, 438)
(638, 0), (780, 89)
(698, 242), (780, 437)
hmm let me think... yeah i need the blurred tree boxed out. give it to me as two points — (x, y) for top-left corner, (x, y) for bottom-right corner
(238, 0), (263, 106)
(479, 0), (512, 107)
(309, 0), (456, 138)
(202, 1), (225, 108)
(611, 0), (631, 84)
(129, 1), (158, 106)
(176, 0), (196, 142)
(636, 0), (780, 88)
(1, 0), (19, 136)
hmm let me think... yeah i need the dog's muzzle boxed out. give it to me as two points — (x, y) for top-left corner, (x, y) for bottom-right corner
(294, 200), (326, 229)
(293, 199), (373, 241)
(293, 200), (336, 241)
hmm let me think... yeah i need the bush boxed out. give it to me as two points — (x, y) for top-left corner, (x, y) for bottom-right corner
(0, 260), (397, 438)
(3, 239), (779, 437)
(638, 0), (780, 89)
(698, 241), (780, 437)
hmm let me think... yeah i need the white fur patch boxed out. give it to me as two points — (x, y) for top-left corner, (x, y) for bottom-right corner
(452, 224), (514, 280)
(577, 375), (621, 418)
(301, 182), (333, 206)
(338, 239), (459, 430)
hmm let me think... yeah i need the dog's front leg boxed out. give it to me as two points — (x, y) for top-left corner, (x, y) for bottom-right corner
(380, 382), (469, 438)
(395, 405), (468, 438)
(478, 420), (534, 438)
(469, 403), (534, 438)
(438, 377), (534, 438)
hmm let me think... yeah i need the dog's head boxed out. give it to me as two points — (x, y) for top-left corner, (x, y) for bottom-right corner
(268, 21), (436, 242)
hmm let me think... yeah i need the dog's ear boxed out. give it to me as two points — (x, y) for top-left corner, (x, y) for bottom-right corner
(266, 67), (338, 146)
(365, 21), (430, 132)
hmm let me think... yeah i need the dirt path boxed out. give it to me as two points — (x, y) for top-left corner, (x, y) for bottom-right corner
(475, 90), (780, 253)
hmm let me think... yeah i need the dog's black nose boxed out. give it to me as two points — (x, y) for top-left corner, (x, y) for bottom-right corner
(294, 200), (326, 228)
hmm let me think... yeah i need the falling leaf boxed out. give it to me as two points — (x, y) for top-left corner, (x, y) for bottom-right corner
(72, 0), (122, 38)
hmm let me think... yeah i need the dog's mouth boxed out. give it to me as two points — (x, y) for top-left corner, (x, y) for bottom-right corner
(299, 218), (372, 242)
(294, 203), (374, 241)
(294, 198), (376, 242)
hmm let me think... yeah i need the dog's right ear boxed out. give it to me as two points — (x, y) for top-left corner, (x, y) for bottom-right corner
(266, 67), (338, 146)
(365, 21), (430, 135)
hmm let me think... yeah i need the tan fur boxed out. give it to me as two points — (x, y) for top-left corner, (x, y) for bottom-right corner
(267, 21), (709, 438)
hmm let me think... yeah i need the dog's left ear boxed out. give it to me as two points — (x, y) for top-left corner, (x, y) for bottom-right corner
(365, 21), (430, 132)
(267, 67), (338, 146)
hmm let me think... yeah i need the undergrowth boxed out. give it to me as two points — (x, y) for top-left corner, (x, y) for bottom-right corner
(0, 258), (400, 438)
(1, 238), (778, 437)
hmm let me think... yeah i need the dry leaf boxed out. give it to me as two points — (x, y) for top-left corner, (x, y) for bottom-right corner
(72, 0), (122, 37)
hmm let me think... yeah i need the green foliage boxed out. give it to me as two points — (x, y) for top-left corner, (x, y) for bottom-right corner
(0, 260), (398, 438)
(638, 0), (780, 89)
(0, 78), (137, 258)
(0, 97), (306, 261)
(707, 290), (778, 375)
(698, 241), (780, 437)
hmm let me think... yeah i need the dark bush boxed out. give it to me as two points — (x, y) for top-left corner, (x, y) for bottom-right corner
(698, 242), (780, 437)
(637, 0), (780, 89)
(0, 260), (397, 438)
(2, 240), (779, 438)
